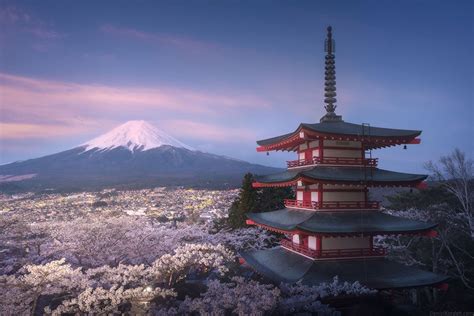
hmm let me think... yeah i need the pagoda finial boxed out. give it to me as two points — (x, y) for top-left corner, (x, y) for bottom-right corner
(320, 26), (343, 123)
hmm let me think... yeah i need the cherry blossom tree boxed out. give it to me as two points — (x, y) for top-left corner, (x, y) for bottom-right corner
(177, 277), (281, 315)
(0, 259), (88, 315)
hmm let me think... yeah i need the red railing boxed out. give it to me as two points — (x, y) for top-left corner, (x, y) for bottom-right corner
(280, 239), (386, 259)
(284, 199), (317, 209)
(284, 199), (380, 210)
(286, 157), (378, 168)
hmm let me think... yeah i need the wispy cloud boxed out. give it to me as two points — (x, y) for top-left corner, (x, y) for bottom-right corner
(0, 6), (31, 25)
(100, 24), (218, 54)
(0, 6), (64, 50)
(162, 120), (256, 142)
(0, 122), (89, 139)
(0, 72), (269, 141)
(26, 27), (63, 39)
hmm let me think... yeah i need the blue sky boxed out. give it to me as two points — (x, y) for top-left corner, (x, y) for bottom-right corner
(0, 0), (472, 173)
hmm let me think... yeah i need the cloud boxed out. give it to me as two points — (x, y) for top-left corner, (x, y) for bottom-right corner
(0, 6), (64, 50)
(162, 120), (256, 142)
(26, 27), (63, 39)
(0, 122), (87, 139)
(0, 72), (269, 141)
(0, 6), (31, 25)
(100, 24), (218, 54)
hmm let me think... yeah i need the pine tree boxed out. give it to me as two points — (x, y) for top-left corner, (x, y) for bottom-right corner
(227, 173), (294, 229)
(256, 186), (294, 213)
(228, 173), (257, 229)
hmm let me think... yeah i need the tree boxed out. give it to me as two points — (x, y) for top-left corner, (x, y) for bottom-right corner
(379, 149), (474, 309)
(227, 173), (258, 229)
(0, 259), (88, 315)
(257, 185), (294, 212)
(227, 173), (294, 229)
(425, 148), (474, 239)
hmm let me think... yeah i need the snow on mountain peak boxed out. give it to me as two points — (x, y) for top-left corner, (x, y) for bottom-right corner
(81, 120), (194, 152)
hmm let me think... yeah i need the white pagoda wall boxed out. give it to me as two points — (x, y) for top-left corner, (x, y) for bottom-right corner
(323, 149), (362, 158)
(308, 236), (317, 250)
(324, 140), (362, 148)
(322, 236), (371, 249)
(323, 140), (362, 159)
(297, 139), (364, 159)
(298, 141), (319, 151)
(296, 191), (304, 201)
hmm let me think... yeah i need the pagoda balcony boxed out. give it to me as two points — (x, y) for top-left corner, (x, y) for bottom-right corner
(284, 199), (380, 210)
(286, 157), (378, 169)
(280, 239), (386, 259)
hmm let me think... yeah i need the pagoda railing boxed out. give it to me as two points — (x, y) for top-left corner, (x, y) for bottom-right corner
(284, 199), (380, 210)
(281, 239), (386, 259)
(287, 157), (378, 168)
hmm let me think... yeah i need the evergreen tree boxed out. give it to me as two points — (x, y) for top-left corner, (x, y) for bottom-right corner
(227, 173), (294, 229)
(257, 186), (294, 213)
(227, 173), (258, 228)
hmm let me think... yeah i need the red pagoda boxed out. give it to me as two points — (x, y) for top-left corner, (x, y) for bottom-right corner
(241, 26), (448, 289)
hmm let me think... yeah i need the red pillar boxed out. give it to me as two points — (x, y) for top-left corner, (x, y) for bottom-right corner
(319, 137), (324, 159)
(318, 183), (323, 208)
(317, 236), (323, 257)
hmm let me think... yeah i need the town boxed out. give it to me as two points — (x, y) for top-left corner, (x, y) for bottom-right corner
(0, 188), (239, 224)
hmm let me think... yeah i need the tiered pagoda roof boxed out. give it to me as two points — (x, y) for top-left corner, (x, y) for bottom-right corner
(241, 247), (448, 289)
(246, 209), (436, 235)
(257, 121), (422, 152)
(240, 26), (448, 290)
(253, 166), (427, 188)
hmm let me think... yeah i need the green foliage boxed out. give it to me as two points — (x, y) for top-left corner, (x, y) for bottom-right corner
(227, 173), (294, 229)
(227, 173), (257, 229)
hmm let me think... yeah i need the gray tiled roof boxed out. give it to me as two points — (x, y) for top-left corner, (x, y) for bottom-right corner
(257, 121), (421, 146)
(241, 247), (448, 289)
(247, 209), (436, 234)
(255, 166), (427, 184)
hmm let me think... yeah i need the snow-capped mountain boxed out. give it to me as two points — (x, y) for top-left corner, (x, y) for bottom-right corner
(82, 120), (194, 152)
(0, 121), (279, 192)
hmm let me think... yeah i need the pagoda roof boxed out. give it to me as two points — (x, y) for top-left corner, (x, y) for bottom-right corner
(256, 121), (421, 151)
(253, 166), (427, 187)
(247, 209), (436, 235)
(241, 247), (448, 289)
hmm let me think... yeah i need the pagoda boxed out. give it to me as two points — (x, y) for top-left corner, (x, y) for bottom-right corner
(241, 27), (448, 289)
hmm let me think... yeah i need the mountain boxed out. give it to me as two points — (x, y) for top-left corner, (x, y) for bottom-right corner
(0, 120), (280, 192)
(81, 120), (195, 152)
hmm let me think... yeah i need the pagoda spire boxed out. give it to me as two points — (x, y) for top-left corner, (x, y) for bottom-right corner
(320, 26), (343, 123)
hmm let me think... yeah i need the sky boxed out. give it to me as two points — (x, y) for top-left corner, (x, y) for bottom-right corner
(0, 0), (472, 173)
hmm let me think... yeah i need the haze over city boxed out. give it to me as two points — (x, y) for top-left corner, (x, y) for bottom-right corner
(1, 0), (472, 172)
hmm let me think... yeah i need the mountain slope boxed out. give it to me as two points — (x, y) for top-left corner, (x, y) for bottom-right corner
(82, 120), (194, 152)
(0, 121), (279, 192)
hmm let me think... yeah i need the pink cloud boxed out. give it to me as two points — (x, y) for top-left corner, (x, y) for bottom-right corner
(0, 73), (269, 141)
(100, 24), (219, 54)
(162, 120), (256, 142)
(0, 122), (89, 139)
